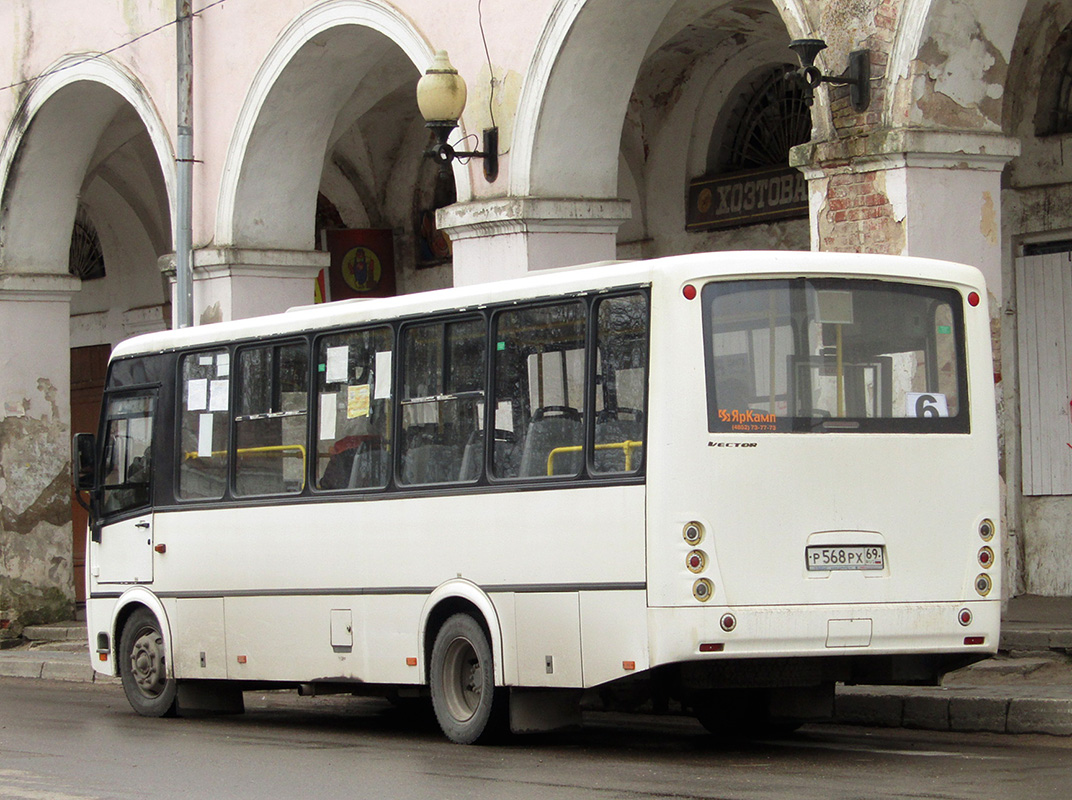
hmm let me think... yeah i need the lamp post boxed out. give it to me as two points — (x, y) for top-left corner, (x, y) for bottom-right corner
(416, 51), (498, 183)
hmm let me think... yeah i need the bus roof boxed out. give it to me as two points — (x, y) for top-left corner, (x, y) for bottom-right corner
(109, 250), (986, 360)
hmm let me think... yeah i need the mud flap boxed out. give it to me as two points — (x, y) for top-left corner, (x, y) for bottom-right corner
(508, 688), (582, 734)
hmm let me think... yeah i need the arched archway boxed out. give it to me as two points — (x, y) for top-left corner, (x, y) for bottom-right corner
(442, 0), (808, 277)
(1, 55), (173, 277)
(510, 0), (810, 199)
(214, 1), (454, 305)
(0, 55), (173, 621)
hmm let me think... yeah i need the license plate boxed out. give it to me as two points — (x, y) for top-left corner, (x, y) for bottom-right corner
(806, 545), (884, 571)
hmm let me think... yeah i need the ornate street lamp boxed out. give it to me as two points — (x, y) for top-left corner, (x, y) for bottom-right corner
(416, 50), (499, 182)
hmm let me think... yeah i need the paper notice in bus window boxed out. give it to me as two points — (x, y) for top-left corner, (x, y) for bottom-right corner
(199, 355), (213, 367)
(319, 392), (337, 440)
(497, 401), (513, 430)
(187, 379), (208, 411)
(209, 380), (229, 412)
(326, 346), (348, 383)
(197, 413), (214, 457)
(906, 392), (949, 418)
(374, 351), (392, 399)
(348, 384), (370, 418)
(217, 352), (230, 377)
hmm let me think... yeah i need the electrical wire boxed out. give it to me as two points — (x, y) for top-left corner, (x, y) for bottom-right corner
(477, 0), (495, 128)
(0, 0), (229, 94)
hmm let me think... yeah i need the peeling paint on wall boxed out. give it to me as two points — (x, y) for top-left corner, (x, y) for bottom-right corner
(911, 6), (1009, 130)
(816, 168), (906, 254)
(0, 377), (74, 629)
(979, 190), (998, 244)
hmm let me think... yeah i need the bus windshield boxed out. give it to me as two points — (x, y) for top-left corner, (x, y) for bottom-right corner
(703, 278), (969, 433)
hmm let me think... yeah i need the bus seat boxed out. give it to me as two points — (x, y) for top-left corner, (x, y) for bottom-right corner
(402, 443), (463, 485)
(519, 407), (582, 477)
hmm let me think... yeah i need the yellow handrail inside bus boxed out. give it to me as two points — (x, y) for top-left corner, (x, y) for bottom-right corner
(184, 444), (307, 462)
(546, 440), (643, 475)
(184, 445), (307, 490)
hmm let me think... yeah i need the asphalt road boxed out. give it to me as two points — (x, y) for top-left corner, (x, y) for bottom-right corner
(2, 677), (1071, 800)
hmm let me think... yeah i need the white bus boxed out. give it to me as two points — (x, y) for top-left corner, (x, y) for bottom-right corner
(73, 251), (1001, 743)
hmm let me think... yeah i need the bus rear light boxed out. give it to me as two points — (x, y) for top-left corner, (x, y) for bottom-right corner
(683, 521), (704, 545)
(979, 519), (995, 541)
(964, 636), (986, 646)
(406, 657), (418, 667)
(692, 578), (714, 602)
(623, 660), (636, 671)
(683, 284), (697, 300)
(978, 546), (994, 568)
(699, 643), (724, 653)
(967, 291), (981, 307)
(958, 608), (972, 626)
(720, 614), (736, 632)
(686, 550), (707, 573)
(975, 573), (992, 596)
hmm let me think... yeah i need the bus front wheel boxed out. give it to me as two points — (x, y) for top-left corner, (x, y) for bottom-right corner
(118, 608), (178, 717)
(429, 613), (506, 744)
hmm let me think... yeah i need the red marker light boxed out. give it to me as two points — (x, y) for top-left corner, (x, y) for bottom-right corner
(967, 291), (980, 307)
(683, 284), (697, 300)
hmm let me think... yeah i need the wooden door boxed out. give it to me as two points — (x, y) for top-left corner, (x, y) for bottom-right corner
(70, 344), (110, 605)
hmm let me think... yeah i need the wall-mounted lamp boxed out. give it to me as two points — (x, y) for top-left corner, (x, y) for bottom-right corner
(416, 50), (499, 183)
(788, 39), (870, 112)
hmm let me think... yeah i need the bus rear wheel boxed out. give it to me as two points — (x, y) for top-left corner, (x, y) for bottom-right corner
(429, 613), (506, 744)
(119, 608), (178, 717)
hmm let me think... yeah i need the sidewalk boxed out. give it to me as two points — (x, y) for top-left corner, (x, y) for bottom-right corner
(2, 596), (1070, 735)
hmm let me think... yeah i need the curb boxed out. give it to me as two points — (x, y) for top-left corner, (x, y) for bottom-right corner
(835, 685), (1072, 736)
(0, 651), (118, 685)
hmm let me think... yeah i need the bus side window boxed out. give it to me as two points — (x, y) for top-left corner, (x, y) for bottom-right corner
(399, 317), (485, 485)
(315, 326), (393, 490)
(593, 294), (648, 474)
(493, 301), (586, 479)
(178, 350), (230, 500)
(234, 342), (308, 496)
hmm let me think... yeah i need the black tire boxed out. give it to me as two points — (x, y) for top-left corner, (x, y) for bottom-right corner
(429, 613), (507, 744)
(118, 608), (178, 717)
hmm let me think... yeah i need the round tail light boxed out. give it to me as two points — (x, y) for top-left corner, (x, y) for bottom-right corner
(692, 578), (714, 602)
(683, 522), (704, 545)
(686, 550), (707, 573)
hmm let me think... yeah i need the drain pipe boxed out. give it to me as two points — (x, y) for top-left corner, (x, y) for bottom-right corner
(175, 0), (194, 328)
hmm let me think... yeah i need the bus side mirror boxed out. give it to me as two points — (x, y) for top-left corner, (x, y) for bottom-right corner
(72, 433), (97, 492)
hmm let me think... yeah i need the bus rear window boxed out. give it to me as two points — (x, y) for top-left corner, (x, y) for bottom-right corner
(702, 278), (969, 433)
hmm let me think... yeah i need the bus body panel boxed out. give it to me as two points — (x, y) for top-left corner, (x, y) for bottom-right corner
(89, 484), (645, 686)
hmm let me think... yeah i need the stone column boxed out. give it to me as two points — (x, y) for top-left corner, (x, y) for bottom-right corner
(437, 197), (632, 286)
(160, 248), (329, 324)
(0, 272), (80, 634)
(792, 130), (1020, 303)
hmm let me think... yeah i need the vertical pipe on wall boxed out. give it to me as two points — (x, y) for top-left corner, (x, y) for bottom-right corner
(175, 0), (194, 328)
